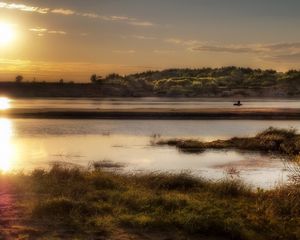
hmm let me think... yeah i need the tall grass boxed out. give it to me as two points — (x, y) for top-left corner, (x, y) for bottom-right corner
(3, 164), (299, 240)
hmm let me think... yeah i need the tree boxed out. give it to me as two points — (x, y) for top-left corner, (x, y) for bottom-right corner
(15, 75), (23, 83)
(105, 73), (123, 81)
(90, 74), (103, 84)
(90, 74), (97, 83)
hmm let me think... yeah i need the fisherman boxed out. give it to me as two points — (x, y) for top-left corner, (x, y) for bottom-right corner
(234, 100), (242, 106)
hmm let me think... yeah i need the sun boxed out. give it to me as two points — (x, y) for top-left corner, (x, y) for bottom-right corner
(0, 22), (15, 46)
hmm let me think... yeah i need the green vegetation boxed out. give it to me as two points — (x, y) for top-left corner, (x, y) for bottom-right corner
(157, 127), (300, 157)
(4, 67), (300, 97)
(89, 67), (300, 97)
(1, 162), (299, 239)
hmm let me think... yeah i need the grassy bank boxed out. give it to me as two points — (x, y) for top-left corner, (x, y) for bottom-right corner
(1, 163), (299, 240)
(157, 127), (300, 157)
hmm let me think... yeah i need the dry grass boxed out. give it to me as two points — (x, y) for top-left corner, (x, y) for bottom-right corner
(157, 127), (300, 157)
(0, 163), (298, 240)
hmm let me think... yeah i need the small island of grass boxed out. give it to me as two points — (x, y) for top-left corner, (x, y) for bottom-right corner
(157, 127), (300, 158)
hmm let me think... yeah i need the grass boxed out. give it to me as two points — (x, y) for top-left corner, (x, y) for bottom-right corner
(157, 127), (300, 157)
(1, 163), (299, 240)
(90, 160), (125, 170)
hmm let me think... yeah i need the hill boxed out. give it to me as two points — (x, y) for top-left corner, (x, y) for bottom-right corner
(1, 67), (300, 98)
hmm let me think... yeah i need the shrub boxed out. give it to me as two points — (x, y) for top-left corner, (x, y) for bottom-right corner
(212, 179), (252, 197)
(137, 172), (205, 191)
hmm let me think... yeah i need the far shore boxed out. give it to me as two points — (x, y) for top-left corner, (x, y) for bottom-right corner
(2, 107), (300, 120)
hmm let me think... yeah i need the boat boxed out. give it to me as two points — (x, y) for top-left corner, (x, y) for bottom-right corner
(233, 100), (243, 106)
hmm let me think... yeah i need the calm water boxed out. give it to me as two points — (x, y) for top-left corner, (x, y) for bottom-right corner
(7, 97), (300, 109)
(2, 118), (299, 188)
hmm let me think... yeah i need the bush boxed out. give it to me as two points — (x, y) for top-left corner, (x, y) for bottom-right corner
(137, 172), (205, 191)
(212, 179), (252, 197)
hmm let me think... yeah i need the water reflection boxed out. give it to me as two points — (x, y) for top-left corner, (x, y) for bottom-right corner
(0, 118), (295, 188)
(0, 97), (10, 110)
(0, 118), (13, 171)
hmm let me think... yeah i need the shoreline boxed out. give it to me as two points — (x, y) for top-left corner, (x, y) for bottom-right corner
(3, 107), (300, 120)
(2, 108), (300, 120)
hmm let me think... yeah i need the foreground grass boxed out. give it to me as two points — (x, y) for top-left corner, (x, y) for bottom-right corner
(1, 163), (299, 240)
(157, 127), (300, 157)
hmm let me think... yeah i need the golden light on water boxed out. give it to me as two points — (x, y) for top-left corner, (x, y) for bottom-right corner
(0, 118), (13, 172)
(0, 22), (15, 46)
(0, 97), (10, 110)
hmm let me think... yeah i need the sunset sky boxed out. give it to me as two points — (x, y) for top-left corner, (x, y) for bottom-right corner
(0, 0), (300, 82)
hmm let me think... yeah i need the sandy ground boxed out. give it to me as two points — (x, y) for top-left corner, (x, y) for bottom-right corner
(0, 183), (30, 240)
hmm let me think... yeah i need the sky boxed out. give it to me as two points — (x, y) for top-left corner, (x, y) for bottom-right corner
(0, 0), (300, 82)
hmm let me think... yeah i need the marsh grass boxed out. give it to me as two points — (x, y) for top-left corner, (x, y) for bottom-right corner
(157, 127), (300, 157)
(90, 160), (125, 170)
(2, 163), (299, 240)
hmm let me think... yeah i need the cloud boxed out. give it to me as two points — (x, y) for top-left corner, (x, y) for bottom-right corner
(192, 44), (261, 54)
(48, 30), (66, 35)
(264, 42), (300, 51)
(80, 13), (135, 22)
(79, 12), (154, 26)
(0, 1), (49, 13)
(80, 12), (99, 19)
(154, 50), (175, 54)
(120, 35), (156, 40)
(264, 53), (300, 63)
(192, 42), (300, 55)
(0, 58), (31, 66)
(29, 27), (67, 36)
(191, 42), (300, 63)
(113, 50), (136, 54)
(132, 35), (156, 40)
(109, 16), (133, 21)
(29, 27), (48, 33)
(165, 38), (182, 44)
(129, 21), (154, 27)
(0, 1), (155, 27)
(52, 8), (75, 15)
(164, 37), (300, 64)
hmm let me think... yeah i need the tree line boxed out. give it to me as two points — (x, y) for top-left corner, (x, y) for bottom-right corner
(89, 67), (300, 97)
(11, 67), (300, 97)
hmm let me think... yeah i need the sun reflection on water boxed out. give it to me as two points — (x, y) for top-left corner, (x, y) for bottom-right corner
(0, 97), (10, 110)
(0, 118), (13, 172)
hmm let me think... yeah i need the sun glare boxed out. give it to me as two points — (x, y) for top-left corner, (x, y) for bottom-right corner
(0, 97), (10, 110)
(0, 22), (15, 46)
(0, 118), (13, 172)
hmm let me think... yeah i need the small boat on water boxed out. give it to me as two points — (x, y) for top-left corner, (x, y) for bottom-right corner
(233, 100), (243, 106)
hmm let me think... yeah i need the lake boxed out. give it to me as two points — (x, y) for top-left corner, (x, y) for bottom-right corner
(2, 117), (299, 189)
